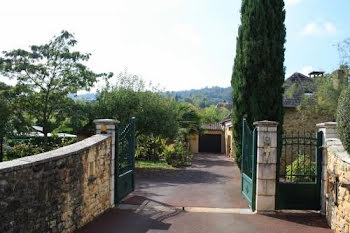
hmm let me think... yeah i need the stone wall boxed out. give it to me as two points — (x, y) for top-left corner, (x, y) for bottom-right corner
(284, 108), (333, 134)
(223, 122), (234, 157)
(189, 134), (199, 154)
(324, 138), (350, 233)
(0, 135), (112, 233)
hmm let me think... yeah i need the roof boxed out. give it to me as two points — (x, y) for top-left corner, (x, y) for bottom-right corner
(308, 71), (324, 76)
(29, 125), (77, 138)
(283, 72), (316, 108)
(220, 114), (232, 124)
(201, 122), (223, 131)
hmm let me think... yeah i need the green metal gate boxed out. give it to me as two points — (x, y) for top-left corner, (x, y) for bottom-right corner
(115, 117), (136, 204)
(241, 119), (257, 211)
(276, 131), (323, 210)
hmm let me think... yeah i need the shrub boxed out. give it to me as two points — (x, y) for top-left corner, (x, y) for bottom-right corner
(286, 154), (315, 182)
(135, 136), (166, 161)
(3, 137), (77, 161)
(164, 141), (193, 167)
(4, 143), (43, 161)
(337, 87), (350, 153)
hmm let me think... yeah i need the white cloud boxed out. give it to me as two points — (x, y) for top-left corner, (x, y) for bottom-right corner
(285, 0), (301, 6)
(300, 21), (336, 36)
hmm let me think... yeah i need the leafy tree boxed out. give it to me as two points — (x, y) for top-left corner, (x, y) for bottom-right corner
(176, 102), (202, 144)
(337, 87), (350, 153)
(296, 72), (347, 120)
(0, 31), (111, 147)
(200, 105), (230, 124)
(0, 95), (9, 161)
(231, 0), (286, 168)
(338, 38), (350, 66)
(165, 86), (232, 107)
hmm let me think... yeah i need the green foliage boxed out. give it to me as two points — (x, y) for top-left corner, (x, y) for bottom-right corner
(231, 0), (286, 169)
(3, 143), (43, 161)
(298, 74), (343, 118)
(164, 141), (193, 167)
(0, 31), (111, 146)
(96, 89), (178, 139)
(176, 102), (202, 137)
(135, 135), (166, 161)
(200, 105), (230, 124)
(336, 87), (350, 153)
(3, 137), (77, 161)
(296, 71), (349, 122)
(164, 86), (232, 108)
(0, 82), (31, 136)
(0, 96), (10, 136)
(135, 160), (174, 170)
(286, 154), (315, 182)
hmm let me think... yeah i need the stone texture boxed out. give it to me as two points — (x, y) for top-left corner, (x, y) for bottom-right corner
(257, 148), (277, 164)
(284, 108), (333, 134)
(257, 179), (276, 196)
(257, 163), (277, 180)
(255, 195), (275, 212)
(0, 136), (112, 233)
(324, 138), (350, 233)
(255, 121), (278, 213)
(95, 119), (118, 208)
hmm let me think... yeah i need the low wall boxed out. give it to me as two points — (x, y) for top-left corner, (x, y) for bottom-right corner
(0, 134), (112, 233)
(325, 138), (350, 233)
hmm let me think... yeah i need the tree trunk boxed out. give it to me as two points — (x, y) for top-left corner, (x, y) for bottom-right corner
(43, 122), (48, 151)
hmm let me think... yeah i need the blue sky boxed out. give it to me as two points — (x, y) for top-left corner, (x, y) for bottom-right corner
(284, 0), (350, 76)
(0, 0), (349, 91)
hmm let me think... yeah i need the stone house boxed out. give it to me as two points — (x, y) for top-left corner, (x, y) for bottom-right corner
(216, 70), (348, 158)
(282, 71), (341, 134)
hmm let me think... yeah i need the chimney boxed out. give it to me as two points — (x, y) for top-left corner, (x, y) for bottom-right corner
(332, 69), (348, 90)
(308, 71), (324, 78)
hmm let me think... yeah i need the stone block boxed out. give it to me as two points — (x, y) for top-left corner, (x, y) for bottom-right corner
(257, 163), (276, 180)
(267, 127), (277, 132)
(257, 132), (277, 149)
(257, 148), (277, 164)
(256, 195), (275, 211)
(257, 179), (276, 196)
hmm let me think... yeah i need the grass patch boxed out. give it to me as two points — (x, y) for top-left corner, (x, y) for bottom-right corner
(135, 160), (175, 170)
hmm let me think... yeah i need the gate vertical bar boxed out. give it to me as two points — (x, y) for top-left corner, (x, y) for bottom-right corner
(114, 124), (119, 205)
(251, 128), (257, 211)
(316, 131), (323, 208)
(130, 117), (136, 192)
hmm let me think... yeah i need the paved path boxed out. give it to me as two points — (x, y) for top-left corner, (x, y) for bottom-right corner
(76, 153), (331, 233)
(125, 153), (247, 208)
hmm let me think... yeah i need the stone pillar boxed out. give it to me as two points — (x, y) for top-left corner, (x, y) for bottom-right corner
(316, 122), (338, 215)
(254, 120), (278, 213)
(94, 119), (120, 207)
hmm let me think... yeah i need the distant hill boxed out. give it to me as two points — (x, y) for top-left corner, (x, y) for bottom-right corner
(164, 86), (232, 108)
(67, 86), (233, 108)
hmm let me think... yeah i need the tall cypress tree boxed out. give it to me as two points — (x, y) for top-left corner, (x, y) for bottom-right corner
(231, 0), (286, 168)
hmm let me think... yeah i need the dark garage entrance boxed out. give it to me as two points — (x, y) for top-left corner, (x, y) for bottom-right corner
(199, 134), (221, 153)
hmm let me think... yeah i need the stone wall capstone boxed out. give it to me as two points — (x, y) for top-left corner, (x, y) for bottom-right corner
(0, 134), (112, 233)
